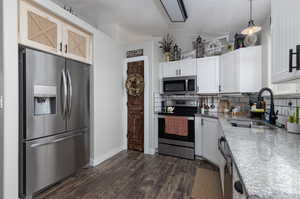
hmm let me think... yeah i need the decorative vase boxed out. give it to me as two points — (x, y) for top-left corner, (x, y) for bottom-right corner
(164, 52), (171, 62)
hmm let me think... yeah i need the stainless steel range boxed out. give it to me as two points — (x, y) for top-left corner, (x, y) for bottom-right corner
(19, 47), (90, 199)
(158, 100), (197, 160)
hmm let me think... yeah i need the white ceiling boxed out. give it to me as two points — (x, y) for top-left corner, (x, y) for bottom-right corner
(51, 0), (270, 38)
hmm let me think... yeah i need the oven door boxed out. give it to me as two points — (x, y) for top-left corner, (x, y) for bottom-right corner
(187, 78), (196, 92)
(158, 115), (195, 142)
(163, 78), (187, 94)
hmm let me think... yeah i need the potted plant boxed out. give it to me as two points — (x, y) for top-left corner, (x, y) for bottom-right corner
(287, 106), (300, 134)
(159, 34), (174, 62)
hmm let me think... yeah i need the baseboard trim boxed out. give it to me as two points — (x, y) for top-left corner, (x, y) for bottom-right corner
(146, 148), (156, 155)
(90, 147), (123, 167)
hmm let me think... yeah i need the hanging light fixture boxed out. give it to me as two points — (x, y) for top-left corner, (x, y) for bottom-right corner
(241, 0), (261, 35)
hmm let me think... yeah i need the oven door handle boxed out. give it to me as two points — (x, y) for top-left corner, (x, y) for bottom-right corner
(157, 115), (194, 120)
(218, 136), (228, 159)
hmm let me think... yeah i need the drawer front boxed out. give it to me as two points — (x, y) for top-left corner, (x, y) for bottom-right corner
(25, 131), (89, 195)
(158, 143), (195, 160)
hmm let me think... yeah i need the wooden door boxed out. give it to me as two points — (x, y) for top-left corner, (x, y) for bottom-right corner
(63, 25), (91, 64)
(127, 61), (144, 152)
(19, 0), (63, 55)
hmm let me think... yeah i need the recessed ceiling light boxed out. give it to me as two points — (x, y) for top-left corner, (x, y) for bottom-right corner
(160, 0), (188, 23)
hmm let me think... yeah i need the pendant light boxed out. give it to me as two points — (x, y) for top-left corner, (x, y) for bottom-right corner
(241, 0), (261, 35)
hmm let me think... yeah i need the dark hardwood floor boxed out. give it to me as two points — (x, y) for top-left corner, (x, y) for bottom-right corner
(36, 151), (217, 199)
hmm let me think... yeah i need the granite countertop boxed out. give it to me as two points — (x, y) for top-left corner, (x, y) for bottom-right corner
(197, 113), (300, 199)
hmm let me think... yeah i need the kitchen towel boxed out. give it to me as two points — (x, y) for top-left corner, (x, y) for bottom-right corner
(165, 116), (188, 136)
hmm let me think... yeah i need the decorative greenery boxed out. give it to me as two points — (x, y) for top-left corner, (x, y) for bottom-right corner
(288, 106), (300, 124)
(159, 34), (174, 53)
(288, 115), (295, 123)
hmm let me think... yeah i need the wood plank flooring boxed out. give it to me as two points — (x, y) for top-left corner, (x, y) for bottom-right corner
(35, 150), (218, 199)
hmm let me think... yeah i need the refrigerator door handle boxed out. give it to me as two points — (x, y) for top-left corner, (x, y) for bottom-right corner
(29, 132), (84, 148)
(67, 69), (73, 118)
(61, 69), (68, 119)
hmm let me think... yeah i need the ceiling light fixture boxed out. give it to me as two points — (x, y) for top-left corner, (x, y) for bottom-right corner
(160, 0), (188, 23)
(241, 0), (261, 35)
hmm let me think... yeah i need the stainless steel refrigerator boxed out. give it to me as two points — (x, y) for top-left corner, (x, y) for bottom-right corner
(19, 47), (90, 199)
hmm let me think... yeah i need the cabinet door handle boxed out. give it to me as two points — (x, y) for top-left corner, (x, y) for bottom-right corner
(179, 69), (181, 76)
(219, 85), (221, 92)
(234, 181), (244, 194)
(65, 44), (68, 53)
(60, 42), (63, 52)
(289, 45), (300, 72)
(201, 118), (204, 126)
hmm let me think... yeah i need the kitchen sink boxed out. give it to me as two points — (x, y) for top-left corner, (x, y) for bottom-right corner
(228, 119), (275, 130)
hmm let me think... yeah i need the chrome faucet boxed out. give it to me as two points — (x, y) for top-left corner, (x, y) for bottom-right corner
(257, 87), (278, 125)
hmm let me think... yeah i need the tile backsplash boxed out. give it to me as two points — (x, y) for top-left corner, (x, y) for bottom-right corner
(264, 96), (300, 125)
(154, 93), (300, 126)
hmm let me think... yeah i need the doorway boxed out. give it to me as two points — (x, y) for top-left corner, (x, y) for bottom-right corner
(126, 61), (144, 152)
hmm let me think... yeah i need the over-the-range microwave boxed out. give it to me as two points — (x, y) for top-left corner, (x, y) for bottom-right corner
(163, 76), (197, 95)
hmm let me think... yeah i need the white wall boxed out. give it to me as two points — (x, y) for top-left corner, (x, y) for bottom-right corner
(0, 0), (4, 198)
(2, 0), (19, 198)
(90, 31), (123, 166)
(261, 16), (299, 94)
(0, 1), (4, 198)
(261, 17), (271, 88)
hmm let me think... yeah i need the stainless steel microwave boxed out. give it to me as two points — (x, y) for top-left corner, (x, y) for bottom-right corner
(163, 76), (197, 95)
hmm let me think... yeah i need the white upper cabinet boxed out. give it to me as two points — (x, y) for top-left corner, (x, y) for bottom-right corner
(271, 0), (300, 83)
(161, 59), (197, 78)
(162, 61), (179, 77)
(220, 51), (239, 93)
(220, 46), (262, 93)
(19, 0), (63, 56)
(19, 0), (92, 64)
(197, 56), (220, 94)
(179, 59), (197, 76)
(63, 24), (92, 64)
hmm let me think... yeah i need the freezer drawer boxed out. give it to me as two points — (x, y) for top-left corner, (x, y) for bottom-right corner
(24, 130), (89, 195)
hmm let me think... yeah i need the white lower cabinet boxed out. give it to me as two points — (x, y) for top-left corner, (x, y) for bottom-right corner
(195, 117), (220, 166)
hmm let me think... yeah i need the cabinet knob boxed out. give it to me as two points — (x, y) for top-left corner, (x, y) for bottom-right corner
(234, 181), (244, 194)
